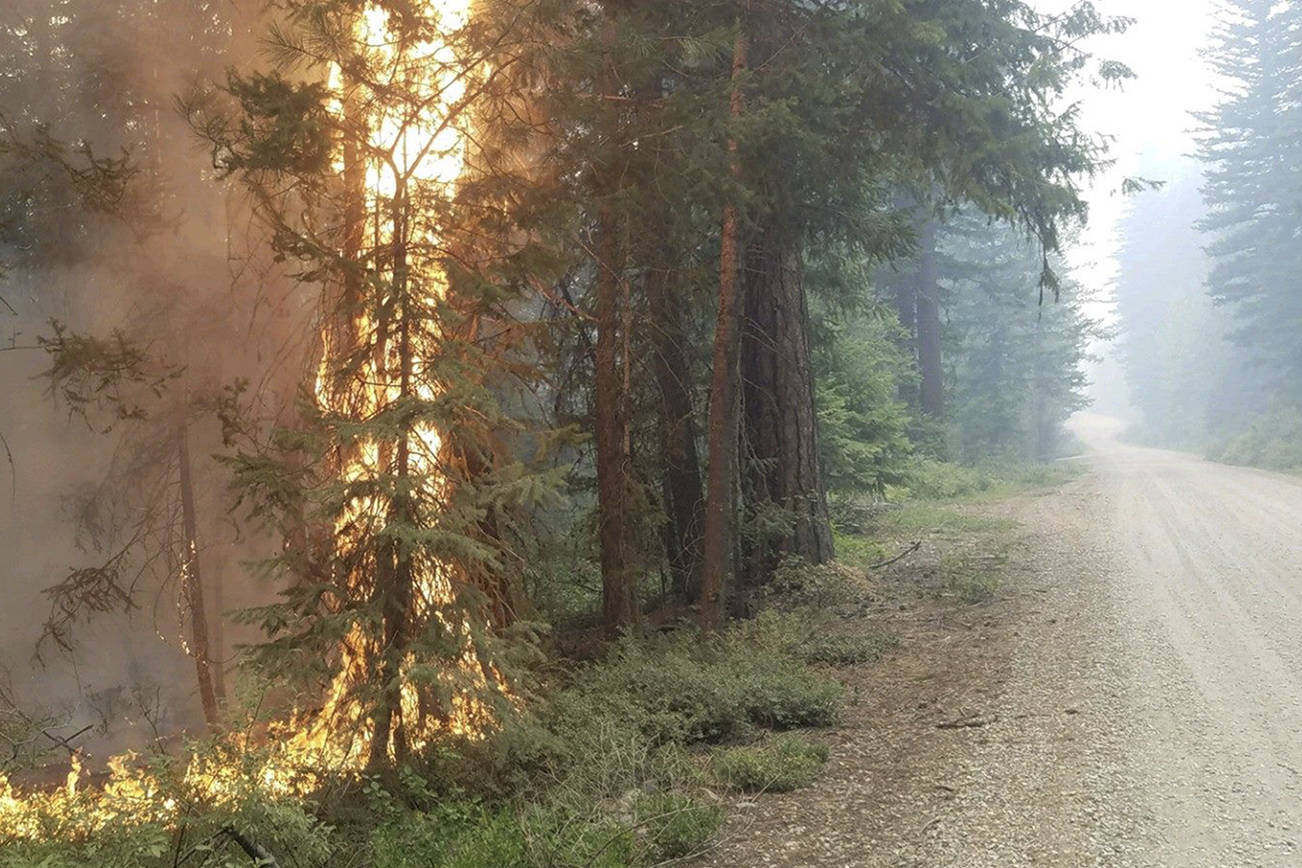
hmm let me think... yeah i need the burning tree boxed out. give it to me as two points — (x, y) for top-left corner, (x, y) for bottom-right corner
(187, 0), (553, 769)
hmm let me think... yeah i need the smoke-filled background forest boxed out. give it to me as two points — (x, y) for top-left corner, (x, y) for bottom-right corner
(1112, 1), (1302, 468)
(0, 0), (1269, 865)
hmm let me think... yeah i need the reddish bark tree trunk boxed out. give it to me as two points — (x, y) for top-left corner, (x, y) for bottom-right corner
(739, 232), (834, 586)
(594, 15), (638, 634)
(699, 20), (750, 631)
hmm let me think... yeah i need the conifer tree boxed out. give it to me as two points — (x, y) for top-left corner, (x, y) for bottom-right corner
(1, 0), (270, 731)
(1196, 0), (1302, 401)
(938, 215), (1102, 461)
(187, 1), (557, 765)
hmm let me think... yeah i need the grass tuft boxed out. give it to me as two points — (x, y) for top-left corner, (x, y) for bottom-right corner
(711, 735), (830, 793)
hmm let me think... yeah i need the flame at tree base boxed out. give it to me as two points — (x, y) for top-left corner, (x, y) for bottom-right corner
(0, 689), (499, 843)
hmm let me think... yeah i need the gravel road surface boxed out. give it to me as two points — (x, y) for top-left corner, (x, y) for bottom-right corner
(915, 414), (1302, 866)
(700, 414), (1302, 866)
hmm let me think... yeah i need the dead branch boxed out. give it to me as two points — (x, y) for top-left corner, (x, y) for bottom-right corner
(869, 540), (922, 570)
(935, 715), (997, 730)
(40, 724), (93, 757)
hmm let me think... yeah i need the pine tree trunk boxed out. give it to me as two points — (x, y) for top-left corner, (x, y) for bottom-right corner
(177, 419), (220, 730)
(739, 231), (834, 586)
(1032, 317), (1053, 460)
(895, 272), (918, 345)
(594, 15), (638, 634)
(699, 20), (749, 630)
(916, 218), (945, 421)
(649, 263), (705, 602)
(368, 176), (419, 770)
(210, 552), (226, 704)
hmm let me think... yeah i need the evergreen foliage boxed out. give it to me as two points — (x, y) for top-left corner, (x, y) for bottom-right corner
(1113, 159), (1256, 447)
(1196, 0), (1302, 399)
(0, 1), (1133, 857)
(938, 215), (1103, 462)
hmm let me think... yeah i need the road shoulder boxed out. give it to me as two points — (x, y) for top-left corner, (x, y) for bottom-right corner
(696, 474), (1154, 867)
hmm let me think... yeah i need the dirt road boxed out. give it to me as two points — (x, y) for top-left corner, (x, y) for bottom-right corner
(700, 415), (1302, 866)
(913, 413), (1302, 866)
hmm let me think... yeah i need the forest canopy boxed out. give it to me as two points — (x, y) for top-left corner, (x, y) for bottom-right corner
(0, 0), (1122, 864)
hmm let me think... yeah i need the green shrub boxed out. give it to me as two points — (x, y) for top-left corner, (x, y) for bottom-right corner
(1208, 407), (1302, 470)
(832, 532), (890, 570)
(903, 457), (996, 499)
(800, 630), (897, 666)
(5, 616), (838, 868)
(370, 802), (527, 868)
(633, 792), (723, 861)
(0, 796), (334, 868)
(728, 608), (894, 668)
(902, 457), (1077, 501)
(576, 633), (842, 746)
(369, 798), (640, 868)
(518, 803), (636, 868)
(0, 745), (336, 868)
(726, 653), (841, 730)
(712, 736), (830, 793)
(941, 548), (1007, 603)
(580, 640), (751, 744)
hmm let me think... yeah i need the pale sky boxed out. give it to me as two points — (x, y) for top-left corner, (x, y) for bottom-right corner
(1035, 0), (1221, 303)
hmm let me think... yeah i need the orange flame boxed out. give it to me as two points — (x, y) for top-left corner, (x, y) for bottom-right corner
(291, 0), (500, 772)
(0, 1), (506, 840)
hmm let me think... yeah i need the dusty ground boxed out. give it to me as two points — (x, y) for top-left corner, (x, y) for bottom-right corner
(694, 415), (1302, 867)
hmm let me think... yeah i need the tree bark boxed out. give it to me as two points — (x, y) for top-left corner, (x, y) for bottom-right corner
(368, 170), (421, 769)
(1031, 315), (1053, 461)
(177, 419), (221, 730)
(699, 20), (750, 630)
(649, 263), (705, 602)
(739, 231), (835, 586)
(594, 14), (638, 634)
(916, 217), (945, 421)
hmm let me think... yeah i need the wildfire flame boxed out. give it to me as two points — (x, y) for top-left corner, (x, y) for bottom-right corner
(1, 0), (504, 840)
(299, 0), (499, 770)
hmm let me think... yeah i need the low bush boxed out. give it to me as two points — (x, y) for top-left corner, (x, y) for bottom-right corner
(903, 457), (997, 499)
(369, 796), (648, 868)
(900, 457), (1079, 501)
(0, 760), (335, 868)
(832, 532), (891, 570)
(369, 800), (527, 868)
(801, 630), (898, 666)
(941, 547), (1008, 603)
(397, 619), (842, 865)
(728, 608), (895, 668)
(632, 792), (724, 861)
(711, 735), (830, 793)
(572, 631), (842, 746)
(1207, 407), (1302, 470)
(3, 618), (840, 868)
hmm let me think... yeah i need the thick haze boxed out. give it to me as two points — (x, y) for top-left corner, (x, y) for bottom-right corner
(1040, 0), (1218, 288)
(1034, 0), (1219, 419)
(0, 2), (282, 761)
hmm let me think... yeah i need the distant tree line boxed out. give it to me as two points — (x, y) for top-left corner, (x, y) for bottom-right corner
(1117, 0), (1302, 466)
